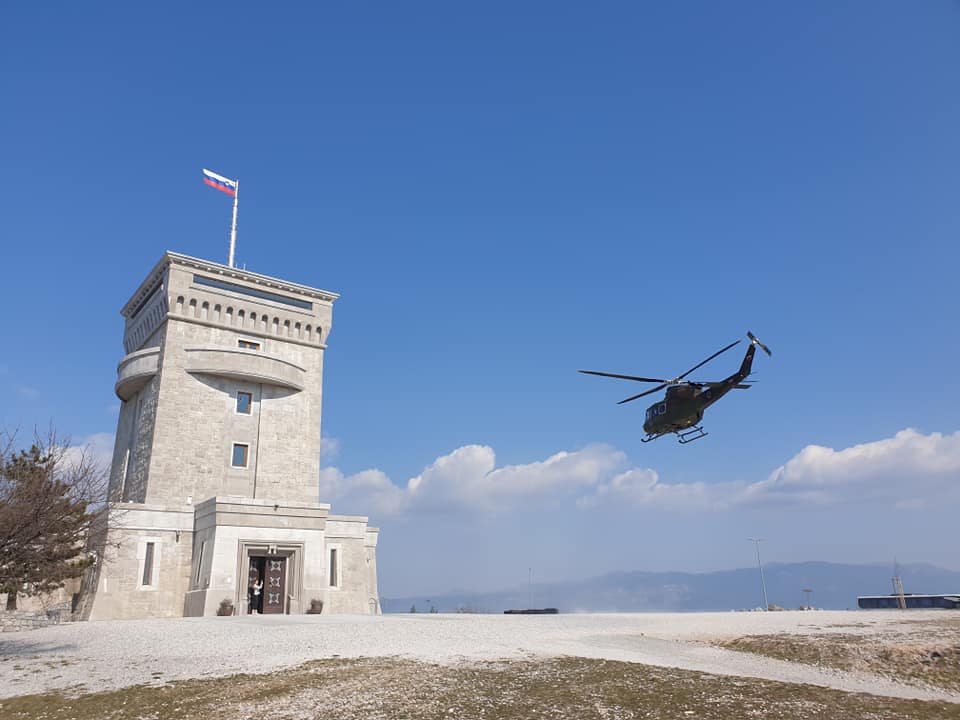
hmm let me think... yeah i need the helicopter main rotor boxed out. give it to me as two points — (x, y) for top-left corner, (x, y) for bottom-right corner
(578, 339), (743, 405)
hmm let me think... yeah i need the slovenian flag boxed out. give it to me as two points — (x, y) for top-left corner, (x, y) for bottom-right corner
(202, 168), (237, 197)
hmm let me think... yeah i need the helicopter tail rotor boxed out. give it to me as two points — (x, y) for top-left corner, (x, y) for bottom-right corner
(747, 331), (772, 357)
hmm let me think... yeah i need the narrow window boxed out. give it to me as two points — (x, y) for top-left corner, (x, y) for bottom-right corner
(232, 443), (249, 468)
(238, 339), (261, 351)
(236, 391), (253, 414)
(195, 541), (205, 585)
(329, 548), (339, 587)
(142, 542), (155, 586)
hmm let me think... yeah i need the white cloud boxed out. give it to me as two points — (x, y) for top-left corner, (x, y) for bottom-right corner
(320, 443), (625, 516)
(61, 432), (115, 474)
(407, 443), (624, 513)
(744, 429), (960, 507)
(581, 429), (960, 511)
(320, 436), (341, 462)
(323, 429), (960, 519)
(319, 466), (405, 516)
(577, 468), (725, 511)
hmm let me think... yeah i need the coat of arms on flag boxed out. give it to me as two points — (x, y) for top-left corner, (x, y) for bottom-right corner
(202, 168), (237, 197)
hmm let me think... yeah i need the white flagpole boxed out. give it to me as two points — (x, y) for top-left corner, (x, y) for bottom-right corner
(228, 178), (239, 268)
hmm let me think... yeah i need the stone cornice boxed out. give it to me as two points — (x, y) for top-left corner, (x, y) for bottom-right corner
(122, 251), (340, 318)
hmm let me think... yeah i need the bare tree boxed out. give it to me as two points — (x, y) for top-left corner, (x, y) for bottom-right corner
(0, 429), (109, 611)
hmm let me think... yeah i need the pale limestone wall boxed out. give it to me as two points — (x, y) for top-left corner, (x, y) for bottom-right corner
(184, 497), (332, 616)
(324, 517), (380, 614)
(123, 276), (168, 354)
(132, 256), (333, 507)
(0, 581), (79, 614)
(108, 373), (161, 503)
(86, 505), (194, 621)
(364, 529), (381, 614)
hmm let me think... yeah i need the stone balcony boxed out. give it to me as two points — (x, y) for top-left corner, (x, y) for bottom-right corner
(115, 347), (161, 400)
(183, 347), (306, 391)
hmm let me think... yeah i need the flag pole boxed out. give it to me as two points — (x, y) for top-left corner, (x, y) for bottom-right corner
(228, 179), (240, 268)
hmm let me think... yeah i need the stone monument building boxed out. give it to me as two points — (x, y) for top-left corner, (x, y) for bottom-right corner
(82, 252), (380, 619)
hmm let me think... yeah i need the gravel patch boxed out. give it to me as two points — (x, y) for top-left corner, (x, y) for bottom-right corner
(1, 610), (957, 703)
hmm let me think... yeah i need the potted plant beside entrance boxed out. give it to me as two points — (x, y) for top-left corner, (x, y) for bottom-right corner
(307, 599), (323, 614)
(217, 598), (235, 616)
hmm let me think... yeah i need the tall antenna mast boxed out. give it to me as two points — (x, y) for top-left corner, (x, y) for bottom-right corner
(892, 558), (907, 610)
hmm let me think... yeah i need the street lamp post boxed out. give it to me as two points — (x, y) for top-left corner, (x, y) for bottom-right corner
(748, 537), (769, 610)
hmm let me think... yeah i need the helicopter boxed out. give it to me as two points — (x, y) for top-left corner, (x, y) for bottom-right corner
(579, 331), (772, 444)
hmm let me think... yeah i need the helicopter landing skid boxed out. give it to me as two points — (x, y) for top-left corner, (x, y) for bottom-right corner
(676, 426), (708, 444)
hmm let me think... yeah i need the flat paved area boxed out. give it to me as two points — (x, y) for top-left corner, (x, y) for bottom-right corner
(1, 610), (957, 702)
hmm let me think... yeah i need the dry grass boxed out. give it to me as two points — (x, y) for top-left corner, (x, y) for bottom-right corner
(717, 615), (960, 694)
(1, 656), (958, 720)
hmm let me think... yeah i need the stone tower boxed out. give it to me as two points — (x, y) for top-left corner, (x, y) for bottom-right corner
(83, 252), (380, 619)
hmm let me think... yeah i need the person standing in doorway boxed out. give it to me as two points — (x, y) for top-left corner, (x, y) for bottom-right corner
(248, 571), (261, 614)
(252, 578), (264, 613)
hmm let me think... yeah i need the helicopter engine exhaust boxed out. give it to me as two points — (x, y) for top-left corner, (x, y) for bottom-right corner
(747, 331), (772, 357)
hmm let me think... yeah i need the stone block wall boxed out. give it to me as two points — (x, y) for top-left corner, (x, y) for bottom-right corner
(0, 602), (71, 632)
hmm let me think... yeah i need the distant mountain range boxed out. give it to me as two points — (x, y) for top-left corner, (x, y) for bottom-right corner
(382, 562), (960, 614)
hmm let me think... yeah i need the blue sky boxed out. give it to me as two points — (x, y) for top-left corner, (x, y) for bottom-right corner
(2, 2), (959, 597)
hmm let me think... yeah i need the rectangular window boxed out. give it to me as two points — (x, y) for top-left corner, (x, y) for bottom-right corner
(329, 548), (339, 587)
(195, 541), (205, 586)
(142, 542), (155, 586)
(238, 339), (261, 351)
(236, 391), (253, 414)
(232, 443), (249, 468)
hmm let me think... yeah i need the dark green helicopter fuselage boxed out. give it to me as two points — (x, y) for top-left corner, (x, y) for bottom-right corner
(642, 343), (759, 437)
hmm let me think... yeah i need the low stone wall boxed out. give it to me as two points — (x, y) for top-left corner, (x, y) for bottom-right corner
(0, 604), (71, 632)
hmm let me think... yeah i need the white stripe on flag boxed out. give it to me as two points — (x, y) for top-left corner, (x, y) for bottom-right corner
(202, 168), (237, 187)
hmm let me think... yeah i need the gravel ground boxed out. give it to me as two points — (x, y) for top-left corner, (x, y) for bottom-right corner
(1, 610), (957, 703)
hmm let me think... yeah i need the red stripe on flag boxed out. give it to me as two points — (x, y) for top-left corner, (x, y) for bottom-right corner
(203, 177), (236, 196)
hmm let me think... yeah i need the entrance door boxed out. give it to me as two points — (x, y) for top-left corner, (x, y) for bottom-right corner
(248, 557), (267, 614)
(262, 557), (287, 614)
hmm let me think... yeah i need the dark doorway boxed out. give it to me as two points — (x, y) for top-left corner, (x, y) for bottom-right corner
(248, 557), (267, 614)
(262, 557), (287, 614)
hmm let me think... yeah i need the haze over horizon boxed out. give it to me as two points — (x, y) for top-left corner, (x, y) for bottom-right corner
(3, 3), (958, 598)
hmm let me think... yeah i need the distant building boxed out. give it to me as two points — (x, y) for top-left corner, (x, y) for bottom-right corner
(79, 252), (380, 619)
(857, 594), (960, 610)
